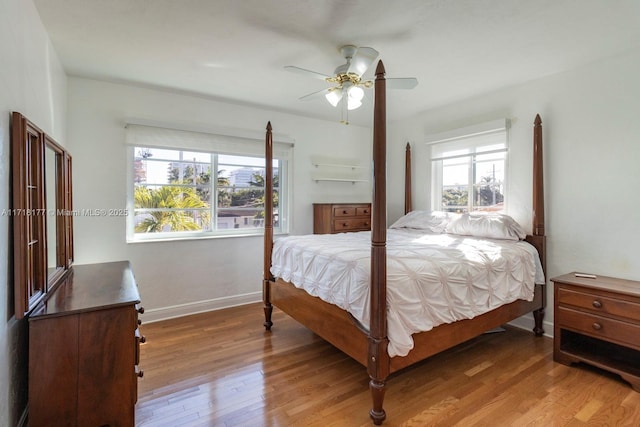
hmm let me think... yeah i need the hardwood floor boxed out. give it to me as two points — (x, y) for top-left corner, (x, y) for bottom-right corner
(136, 303), (640, 426)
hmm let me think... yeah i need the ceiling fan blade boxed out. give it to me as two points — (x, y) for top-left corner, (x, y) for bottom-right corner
(347, 47), (379, 76)
(298, 87), (331, 101)
(387, 77), (419, 89)
(284, 65), (331, 81)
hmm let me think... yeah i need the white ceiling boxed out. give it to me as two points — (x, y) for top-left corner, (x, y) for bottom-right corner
(33, 0), (640, 126)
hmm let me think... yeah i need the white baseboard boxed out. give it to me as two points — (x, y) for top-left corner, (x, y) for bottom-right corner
(508, 315), (554, 339)
(142, 292), (262, 323)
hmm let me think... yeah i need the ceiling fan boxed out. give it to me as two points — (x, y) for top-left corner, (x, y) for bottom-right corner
(285, 45), (418, 123)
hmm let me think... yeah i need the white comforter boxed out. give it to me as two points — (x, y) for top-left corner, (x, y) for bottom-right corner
(270, 229), (545, 357)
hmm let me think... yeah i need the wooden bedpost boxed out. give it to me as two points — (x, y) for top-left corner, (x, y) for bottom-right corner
(368, 60), (389, 426)
(405, 142), (412, 214)
(531, 114), (546, 336)
(263, 121), (274, 330)
(532, 114), (545, 240)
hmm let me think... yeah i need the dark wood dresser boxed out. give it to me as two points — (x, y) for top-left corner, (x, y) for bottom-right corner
(552, 272), (640, 392)
(28, 261), (144, 426)
(313, 203), (371, 234)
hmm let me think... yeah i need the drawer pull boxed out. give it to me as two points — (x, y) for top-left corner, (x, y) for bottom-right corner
(137, 369), (144, 378)
(137, 306), (145, 314)
(592, 322), (602, 330)
(138, 319), (142, 325)
(592, 300), (602, 309)
(342, 223), (348, 227)
(140, 335), (147, 344)
(343, 210), (348, 214)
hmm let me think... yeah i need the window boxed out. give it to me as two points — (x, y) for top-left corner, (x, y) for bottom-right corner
(126, 124), (291, 241)
(429, 119), (508, 213)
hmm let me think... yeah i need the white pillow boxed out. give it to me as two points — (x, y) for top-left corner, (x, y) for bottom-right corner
(445, 212), (526, 241)
(389, 211), (456, 233)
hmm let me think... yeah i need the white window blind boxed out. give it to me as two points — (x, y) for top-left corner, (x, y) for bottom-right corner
(125, 122), (293, 159)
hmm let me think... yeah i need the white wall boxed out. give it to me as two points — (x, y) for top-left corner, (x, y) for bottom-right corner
(67, 78), (372, 320)
(388, 47), (640, 330)
(0, 0), (67, 424)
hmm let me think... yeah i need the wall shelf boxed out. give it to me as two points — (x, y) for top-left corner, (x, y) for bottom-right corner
(311, 155), (369, 184)
(313, 163), (366, 170)
(313, 178), (368, 184)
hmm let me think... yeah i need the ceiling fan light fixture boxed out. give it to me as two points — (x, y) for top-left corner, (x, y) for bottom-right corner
(325, 89), (342, 107)
(347, 98), (362, 110)
(348, 86), (364, 102)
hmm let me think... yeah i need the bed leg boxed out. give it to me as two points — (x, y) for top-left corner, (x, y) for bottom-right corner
(369, 379), (386, 425)
(368, 337), (389, 425)
(533, 308), (545, 336)
(263, 277), (273, 330)
(263, 302), (273, 331)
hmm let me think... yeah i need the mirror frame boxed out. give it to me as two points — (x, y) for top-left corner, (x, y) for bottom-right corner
(11, 112), (73, 319)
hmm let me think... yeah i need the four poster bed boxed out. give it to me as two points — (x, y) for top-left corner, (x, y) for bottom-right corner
(262, 60), (546, 424)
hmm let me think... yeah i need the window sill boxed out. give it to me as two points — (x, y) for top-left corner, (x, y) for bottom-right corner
(126, 230), (287, 244)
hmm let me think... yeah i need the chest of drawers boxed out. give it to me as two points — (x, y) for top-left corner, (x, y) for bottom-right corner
(28, 261), (144, 426)
(313, 203), (371, 234)
(552, 272), (640, 392)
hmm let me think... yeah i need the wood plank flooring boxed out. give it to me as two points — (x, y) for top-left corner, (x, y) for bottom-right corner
(136, 303), (640, 426)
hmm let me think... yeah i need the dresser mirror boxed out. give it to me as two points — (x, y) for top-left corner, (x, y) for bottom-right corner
(11, 112), (73, 319)
(44, 134), (69, 285)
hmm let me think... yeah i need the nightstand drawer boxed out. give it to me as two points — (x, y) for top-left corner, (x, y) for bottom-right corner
(333, 218), (370, 232)
(557, 287), (640, 322)
(557, 306), (640, 350)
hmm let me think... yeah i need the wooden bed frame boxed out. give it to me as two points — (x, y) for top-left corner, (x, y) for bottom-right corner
(262, 61), (546, 424)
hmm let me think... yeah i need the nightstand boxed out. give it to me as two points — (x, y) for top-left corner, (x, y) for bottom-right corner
(552, 272), (640, 391)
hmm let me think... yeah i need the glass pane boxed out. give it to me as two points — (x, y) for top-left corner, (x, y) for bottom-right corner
(218, 166), (265, 188)
(442, 187), (468, 213)
(442, 163), (468, 186)
(217, 207), (265, 230)
(182, 151), (211, 163)
(441, 160), (469, 213)
(133, 209), (211, 233)
(473, 159), (504, 211)
(167, 161), (211, 185)
(134, 159), (173, 185)
(219, 186), (264, 208)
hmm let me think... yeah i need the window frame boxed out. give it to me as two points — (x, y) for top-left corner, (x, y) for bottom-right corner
(428, 119), (509, 213)
(126, 137), (291, 243)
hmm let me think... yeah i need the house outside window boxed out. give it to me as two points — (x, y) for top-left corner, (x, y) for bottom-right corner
(429, 119), (508, 213)
(126, 123), (291, 241)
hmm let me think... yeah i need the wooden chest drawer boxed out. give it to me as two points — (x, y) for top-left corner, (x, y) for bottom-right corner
(557, 287), (640, 322)
(333, 218), (371, 232)
(333, 206), (357, 217)
(557, 306), (640, 351)
(313, 203), (371, 234)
